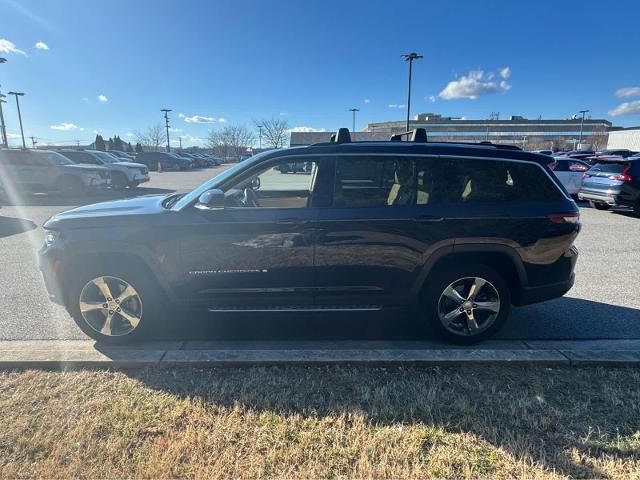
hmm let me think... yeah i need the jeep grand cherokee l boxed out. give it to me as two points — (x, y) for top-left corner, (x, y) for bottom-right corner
(39, 129), (580, 344)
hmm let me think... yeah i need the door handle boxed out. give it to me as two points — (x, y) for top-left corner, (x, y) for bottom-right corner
(413, 215), (444, 222)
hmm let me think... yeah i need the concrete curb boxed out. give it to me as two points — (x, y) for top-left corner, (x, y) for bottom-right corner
(1, 339), (640, 368)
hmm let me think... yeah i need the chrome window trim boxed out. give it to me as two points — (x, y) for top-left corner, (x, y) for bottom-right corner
(178, 151), (570, 209)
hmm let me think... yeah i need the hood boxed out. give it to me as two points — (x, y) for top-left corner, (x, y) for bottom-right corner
(114, 161), (147, 169)
(62, 164), (109, 173)
(44, 195), (167, 229)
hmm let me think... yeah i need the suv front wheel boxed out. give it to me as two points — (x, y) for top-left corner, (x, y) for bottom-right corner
(423, 264), (511, 344)
(66, 261), (166, 344)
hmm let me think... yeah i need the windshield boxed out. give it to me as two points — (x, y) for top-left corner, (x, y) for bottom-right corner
(171, 152), (272, 210)
(44, 151), (74, 165)
(91, 151), (119, 163)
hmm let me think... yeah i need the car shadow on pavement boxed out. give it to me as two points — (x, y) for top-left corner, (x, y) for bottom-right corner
(500, 297), (640, 340)
(157, 296), (640, 342)
(1, 187), (176, 207)
(0, 216), (37, 238)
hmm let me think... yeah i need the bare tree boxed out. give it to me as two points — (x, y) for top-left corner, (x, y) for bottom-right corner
(134, 123), (165, 152)
(255, 118), (289, 149)
(585, 125), (609, 151)
(207, 125), (255, 161)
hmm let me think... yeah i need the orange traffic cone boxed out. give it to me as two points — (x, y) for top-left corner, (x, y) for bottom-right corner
(157, 161), (163, 173)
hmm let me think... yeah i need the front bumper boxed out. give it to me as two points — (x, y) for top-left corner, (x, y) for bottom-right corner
(85, 177), (111, 189)
(38, 245), (65, 305)
(133, 173), (149, 183)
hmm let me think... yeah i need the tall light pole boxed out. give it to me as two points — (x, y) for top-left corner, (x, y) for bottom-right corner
(257, 124), (263, 149)
(161, 108), (172, 152)
(577, 109), (589, 150)
(401, 52), (423, 132)
(0, 57), (8, 148)
(349, 108), (360, 132)
(8, 91), (26, 149)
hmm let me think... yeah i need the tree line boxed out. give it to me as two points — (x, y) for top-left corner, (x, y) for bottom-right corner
(120, 117), (292, 159)
(93, 134), (142, 153)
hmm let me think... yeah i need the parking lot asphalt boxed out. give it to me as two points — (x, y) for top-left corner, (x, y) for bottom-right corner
(0, 166), (638, 341)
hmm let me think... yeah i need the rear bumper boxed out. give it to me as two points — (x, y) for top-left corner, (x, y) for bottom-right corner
(515, 244), (578, 306)
(517, 273), (575, 306)
(577, 190), (625, 206)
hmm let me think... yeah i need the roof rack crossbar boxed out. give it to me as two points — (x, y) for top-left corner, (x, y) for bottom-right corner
(389, 128), (428, 142)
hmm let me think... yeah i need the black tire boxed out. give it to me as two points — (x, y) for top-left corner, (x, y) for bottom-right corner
(66, 259), (169, 345)
(57, 175), (86, 196)
(111, 172), (128, 190)
(128, 180), (140, 189)
(422, 264), (511, 345)
(589, 200), (610, 210)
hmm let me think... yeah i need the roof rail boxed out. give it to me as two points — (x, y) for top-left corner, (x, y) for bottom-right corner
(330, 127), (351, 144)
(390, 128), (428, 142)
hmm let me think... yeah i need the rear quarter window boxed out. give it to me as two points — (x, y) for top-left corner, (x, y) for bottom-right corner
(436, 157), (564, 204)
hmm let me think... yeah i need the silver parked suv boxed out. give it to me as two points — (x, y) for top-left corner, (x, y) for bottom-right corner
(58, 150), (149, 189)
(0, 149), (111, 196)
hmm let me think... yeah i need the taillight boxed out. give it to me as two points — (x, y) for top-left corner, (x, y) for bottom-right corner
(548, 212), (580, 224)
(582, 172), (591, 179)
(608, 166), (632, 182)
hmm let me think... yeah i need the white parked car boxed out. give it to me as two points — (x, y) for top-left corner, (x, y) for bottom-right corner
(58, 149), (150, 189)
(548, 158), (590, 195)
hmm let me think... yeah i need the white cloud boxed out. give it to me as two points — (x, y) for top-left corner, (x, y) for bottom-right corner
(35, 41), (49, 50)
(79, 127), (85, 132)
(178, 113), (185, 118)
(169, 127), (183, 132)
(439, 69), (511, 100)
(388, 104), (406, 108)
(609, 100), (640, 117)
(50, 122), (79, 131)
(218, 117), (227, 123)
(184, 114), (215, 123)
(615, 87), (640, 98)
(97, 95), (108, 102)
(500, 67), (511, 79)
(279, 112), (288, 116)
(426, 95), (436, 102)
(125, 132), (135, 137)
(7, 133), (22, 139)
(363, 98), (371, 104)
(289, 126), (327, 133)
(0, 39), (26, 56)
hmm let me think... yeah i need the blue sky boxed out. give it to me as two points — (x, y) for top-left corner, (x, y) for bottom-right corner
(1, 0), (640, 147)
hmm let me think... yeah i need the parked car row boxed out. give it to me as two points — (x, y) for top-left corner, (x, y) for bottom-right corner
(135, 151), (223, 171)
(545, 151), (640, 216)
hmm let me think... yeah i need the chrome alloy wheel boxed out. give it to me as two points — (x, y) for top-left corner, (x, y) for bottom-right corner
(79, 276), (143, 337)
(437, 277), (501, 336)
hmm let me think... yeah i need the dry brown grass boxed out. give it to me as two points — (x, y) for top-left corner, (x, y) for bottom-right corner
(0, 366), (639, 479)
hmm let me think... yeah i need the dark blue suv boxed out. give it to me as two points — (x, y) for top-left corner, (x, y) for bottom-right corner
(39, 129), (580, 344)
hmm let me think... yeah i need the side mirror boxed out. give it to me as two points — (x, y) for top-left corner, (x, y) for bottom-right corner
(195, 188), (225, 211)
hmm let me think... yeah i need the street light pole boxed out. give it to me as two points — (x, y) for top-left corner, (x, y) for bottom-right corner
(8, 91), (26, 149)
(257, 124), (263, 149)
(577, 109), (589, 150)
(401, 52), (423, 132)
(0, 58), (7, 148)
(349, 108), (359, 132)
(161, 108), (172, 152)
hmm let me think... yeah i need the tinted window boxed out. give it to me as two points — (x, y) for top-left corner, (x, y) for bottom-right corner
(588, 163), (628, 176)
(436, 158), (564, 204)
(333, 156), (414, 207)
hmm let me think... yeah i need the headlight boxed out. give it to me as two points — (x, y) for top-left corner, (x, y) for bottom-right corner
(44, 230), (60, 247)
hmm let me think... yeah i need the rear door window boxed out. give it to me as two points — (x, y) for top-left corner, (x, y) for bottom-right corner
(436, 158), (564, 204)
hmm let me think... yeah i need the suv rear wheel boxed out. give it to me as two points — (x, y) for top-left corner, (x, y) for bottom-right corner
(67, 261), (167, 344)
(423, 264), (511, 344)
